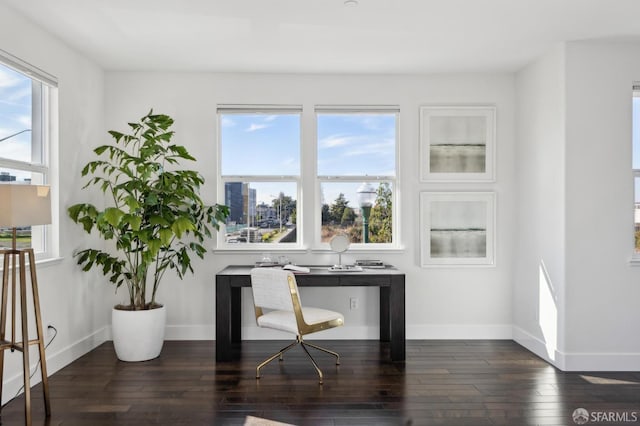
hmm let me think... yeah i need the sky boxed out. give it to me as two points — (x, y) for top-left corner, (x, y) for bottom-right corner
(0, 63), (33, 182)
(220, 112), (396, 207)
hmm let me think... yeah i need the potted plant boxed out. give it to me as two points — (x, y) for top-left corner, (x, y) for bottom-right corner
(68, 110), (229, 361)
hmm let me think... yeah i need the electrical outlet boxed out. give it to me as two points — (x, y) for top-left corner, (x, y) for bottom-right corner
(349, 297), (358, 310)
(46, 324), (55, 338)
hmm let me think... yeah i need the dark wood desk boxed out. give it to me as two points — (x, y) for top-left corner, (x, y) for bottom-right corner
(215, 265), (406, 362)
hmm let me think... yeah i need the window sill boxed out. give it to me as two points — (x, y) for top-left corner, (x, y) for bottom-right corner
(0, 256), (64, 272)
(212, 247), (309, 254)
(310, 245), (405, 253)
(212, 245), (406, 254)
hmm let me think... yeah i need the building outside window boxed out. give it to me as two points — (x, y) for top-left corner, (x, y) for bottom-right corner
(0, 53), (56, 258)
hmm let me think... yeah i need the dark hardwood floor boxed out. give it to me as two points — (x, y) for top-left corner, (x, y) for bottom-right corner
(1, 340), (639, 425)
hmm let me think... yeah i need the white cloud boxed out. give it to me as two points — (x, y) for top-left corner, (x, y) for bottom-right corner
(281, 157), (296, 168)
(0, 69), (21, 89)
(4, 86), (30, 103)
(319, 133), (353, 148)
(220, 116), (236, 128)
(246, 123), (269, 132)
(0, 138), (31, 162)
(16, 114), (31, 127)
(263, 115), (278, 122)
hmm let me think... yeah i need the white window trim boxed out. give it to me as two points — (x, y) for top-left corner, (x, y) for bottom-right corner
(632, 86), (640, 263)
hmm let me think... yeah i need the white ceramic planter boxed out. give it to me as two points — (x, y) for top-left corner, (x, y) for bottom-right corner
(112, 305), (166, 362)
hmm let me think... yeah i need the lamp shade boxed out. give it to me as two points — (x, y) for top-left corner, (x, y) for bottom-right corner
(0, 184), (51, 227)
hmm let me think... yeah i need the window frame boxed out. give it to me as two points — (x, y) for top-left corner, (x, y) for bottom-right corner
(633, 85), (640, 260)
(216, 105), (304, 250)
(314, 106), (400, 250)
(0, 50), (57, 260)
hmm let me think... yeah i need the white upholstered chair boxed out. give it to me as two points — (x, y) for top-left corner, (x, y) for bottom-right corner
(249, 267), (344, 384)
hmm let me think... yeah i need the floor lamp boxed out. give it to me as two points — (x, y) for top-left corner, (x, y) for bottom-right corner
(0, 184), (51, 424)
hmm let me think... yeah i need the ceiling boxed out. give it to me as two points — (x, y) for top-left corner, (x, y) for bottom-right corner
(5, 0), (640, 74)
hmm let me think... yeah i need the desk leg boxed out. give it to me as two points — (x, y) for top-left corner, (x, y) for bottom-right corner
(216, 276), (232, 362)
(231, 287), (242, 343)
(379, 287), (390, 342)
(390, 275), (406, 362)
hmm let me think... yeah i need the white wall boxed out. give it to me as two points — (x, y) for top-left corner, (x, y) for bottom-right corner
(564, 41), (640, 370)
(513, 45), (567, 367)
(104, 72), (517, 341)
(514, 40), (640, 371)
(0, 3), (109, 403)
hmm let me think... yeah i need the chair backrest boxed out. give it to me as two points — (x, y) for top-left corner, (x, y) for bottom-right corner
(250, 268), (300, 312)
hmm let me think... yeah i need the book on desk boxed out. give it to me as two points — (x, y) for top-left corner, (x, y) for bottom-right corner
(282, 264), (311, 273)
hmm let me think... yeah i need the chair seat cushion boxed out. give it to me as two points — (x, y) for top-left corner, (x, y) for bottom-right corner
(257, 307), (344, 335)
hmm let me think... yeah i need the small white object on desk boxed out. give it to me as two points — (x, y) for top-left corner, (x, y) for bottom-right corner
(328, 264), (363, 272)
(282, 264), (311, 274)
(355, 259), (385, 268)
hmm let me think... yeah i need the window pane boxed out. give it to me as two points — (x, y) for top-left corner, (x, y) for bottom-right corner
(320, 181), (393, 244)
(317, 113), (396, 176)
(0, 167), (43, 184)
(0, 63), (33, 163)
(220, 113), (300, 176)
(224, 181), (297, 244)
(0, 225), (47, 251)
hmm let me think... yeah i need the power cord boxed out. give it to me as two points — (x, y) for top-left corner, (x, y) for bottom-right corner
(10, 324), (58, 400)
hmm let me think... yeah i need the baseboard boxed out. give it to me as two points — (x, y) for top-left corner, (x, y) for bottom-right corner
(162, 324), (380, 340)
(406, 324), (513, 340)
(1, 326), (109, 405)
(167, 324), (514, 341)
(164, 324), (215, 340)
(512, 326), (566, 370)
(513, 326), (640, 371)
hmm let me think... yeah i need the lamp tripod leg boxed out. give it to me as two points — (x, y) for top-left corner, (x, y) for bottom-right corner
(0, 254), (10, 416)
(18, 252), (32, 425)
(28, 249), (50, 416)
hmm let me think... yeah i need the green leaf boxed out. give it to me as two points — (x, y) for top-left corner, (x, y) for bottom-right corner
(124, 214), (142, 231)
(103, 207), (125, 227)
(147, 238), (161, 258)
(79, 216), (94, 233)
(159, 228), (173, 246)
(150, 215), (170, 227)
(171, 217), (195, 238)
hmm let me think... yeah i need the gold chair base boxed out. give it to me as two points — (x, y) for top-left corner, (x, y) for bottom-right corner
(256, 336), (340, 384)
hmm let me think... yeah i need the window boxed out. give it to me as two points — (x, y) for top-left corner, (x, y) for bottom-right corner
(0, 51), (56, 258)
(216, 104), (399, 250)
(218, 105), (301, 246)
(316, 107), (398, 247)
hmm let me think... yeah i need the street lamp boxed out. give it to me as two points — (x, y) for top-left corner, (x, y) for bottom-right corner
(278, 193), (283, 231)
(0, 129), (31, 143)
(270, 194), (283, 232)
(357, 182), (376, 243)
